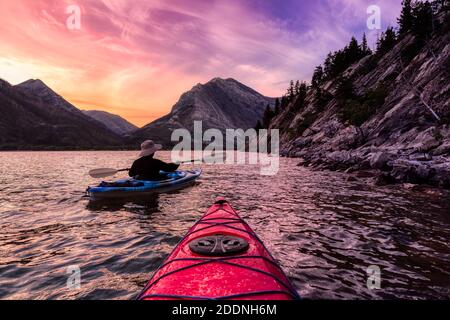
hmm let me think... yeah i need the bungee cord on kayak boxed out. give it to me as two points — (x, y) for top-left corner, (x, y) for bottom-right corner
(137, 199), (300, 300)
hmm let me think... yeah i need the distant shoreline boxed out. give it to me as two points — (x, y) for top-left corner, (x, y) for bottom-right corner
(0, 146), (139, 152)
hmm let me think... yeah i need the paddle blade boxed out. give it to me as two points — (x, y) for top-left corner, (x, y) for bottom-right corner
(89, 168), (118, 178)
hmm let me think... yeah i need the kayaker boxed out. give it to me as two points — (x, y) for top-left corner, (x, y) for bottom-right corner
(129, 140), (180, 180)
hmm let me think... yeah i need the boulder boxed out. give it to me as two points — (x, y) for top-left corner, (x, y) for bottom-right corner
(330, 126), (365, 151)
(369, 152), (396, 170)
(432, 140), (450, 156)
(375, 172), (397, 186)
(408, 127), (441, 152)
(429, 162), (450, 188)
(409, 153), (433, 161)
(391, 159), (431, 183)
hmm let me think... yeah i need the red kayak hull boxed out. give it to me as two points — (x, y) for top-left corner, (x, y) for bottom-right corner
(138, 199), (299, 300)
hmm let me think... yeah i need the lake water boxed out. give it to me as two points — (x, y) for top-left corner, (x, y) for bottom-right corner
(0, 151), (449, 300)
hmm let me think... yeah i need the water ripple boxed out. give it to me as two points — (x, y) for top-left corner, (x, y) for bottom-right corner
(0, 151), (449, 300)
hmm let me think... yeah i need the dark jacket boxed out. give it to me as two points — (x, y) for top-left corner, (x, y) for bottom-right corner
(129, 156), (180, 180)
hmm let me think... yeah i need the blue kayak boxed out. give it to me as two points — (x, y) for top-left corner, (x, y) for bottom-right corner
(87, 169), (202, 200)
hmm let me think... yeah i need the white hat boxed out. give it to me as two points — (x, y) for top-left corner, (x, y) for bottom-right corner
(139, 140), (162, 157)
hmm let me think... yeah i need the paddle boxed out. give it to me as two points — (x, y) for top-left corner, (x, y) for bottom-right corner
(88, 168), (130, 179)
(88, 153), (225, 179)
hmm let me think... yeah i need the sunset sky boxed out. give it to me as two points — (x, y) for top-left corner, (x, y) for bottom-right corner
(0, 0), (402, 127)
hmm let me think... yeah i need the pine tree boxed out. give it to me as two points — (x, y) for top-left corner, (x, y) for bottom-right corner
(287, 80), (295, 99)
(294, 80), (301, 95)
(412, 0), (434, 40)
(323, 52), (334, 79)
(311, 65), (324, 89)
(335, 76), (355, 100)
(398, 0), (414, 36)
(361, 33), (372, 56)
(377, 27), (396, 55)
(347, 37), (360, 61)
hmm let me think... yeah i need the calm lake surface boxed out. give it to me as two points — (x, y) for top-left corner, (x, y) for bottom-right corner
(0, 151), (449, 300)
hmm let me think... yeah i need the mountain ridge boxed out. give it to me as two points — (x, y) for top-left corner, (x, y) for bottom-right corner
(0, 78), (125, 150)
(83, 110), (138, 136)
(132, 77), (275, 147)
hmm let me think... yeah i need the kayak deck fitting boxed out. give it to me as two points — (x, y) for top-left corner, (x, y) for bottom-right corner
(137, 199), (300, 300)
(87, 169), (202, 199)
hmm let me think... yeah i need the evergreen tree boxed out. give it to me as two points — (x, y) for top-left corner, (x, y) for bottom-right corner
(294, 80), (301, 95)
(311, 65), (324, 89)
(376, 27), (396, 55)
(293, 82), (309, 111)
(287, 80), (295, 99)
(361, 33), (372, 56)
(323, 52), (334, 79)
(335, 76), (355, 100)
(347, 37), (360, 61)
(398, 0), (414, 36)
(412, 0), (434, 40)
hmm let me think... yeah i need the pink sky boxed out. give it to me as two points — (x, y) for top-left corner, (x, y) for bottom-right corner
(0, 0), (402, 127)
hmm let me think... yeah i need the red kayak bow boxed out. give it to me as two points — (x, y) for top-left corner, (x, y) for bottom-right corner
(138, 198), (300, 300)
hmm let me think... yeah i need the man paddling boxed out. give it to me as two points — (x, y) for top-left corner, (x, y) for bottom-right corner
(129, 140), (180, 180)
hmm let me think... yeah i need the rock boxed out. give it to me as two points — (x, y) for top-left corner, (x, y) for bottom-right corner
(296, 158), (306, 166)
(323, 120), (341, 138)
(272, 11), (450, 189)
(293, 137), (312, 148)
(391, 159), (431, 183)
(330, 126), (365, 151)
(409, 153), (432, 161)
(408, 127), (442, 152)
(375, 172), (396, 186)
(356, 170), (377, 178)
(326, 151), (353, 164)
(432, 140), (450, 156)
(369, 152), (395, 170)
(429, 162), (450, 188)
(402, 183), (420, 190)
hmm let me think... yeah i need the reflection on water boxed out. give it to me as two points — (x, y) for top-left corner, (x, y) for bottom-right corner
(0, 151), (449, 300)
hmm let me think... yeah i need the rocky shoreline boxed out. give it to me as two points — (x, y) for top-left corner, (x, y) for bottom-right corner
(274, 10), (450, 189)
(282, 124), (450, 188)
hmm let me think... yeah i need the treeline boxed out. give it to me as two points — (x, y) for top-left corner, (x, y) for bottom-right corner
(313, 0), (448, 89)
(256, 80), (310, 129)
(257, 0), (448, 131)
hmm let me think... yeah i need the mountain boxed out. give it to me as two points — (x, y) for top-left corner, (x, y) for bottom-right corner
(271, 7), (450, 187)
(83, 110), (138, 136)
(0, 79), (124, 150)
(131, 78), (275, 146)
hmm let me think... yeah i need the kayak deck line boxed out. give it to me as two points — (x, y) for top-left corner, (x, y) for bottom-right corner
(137, 199), (300, 300)
(138, 256), (300, 300)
